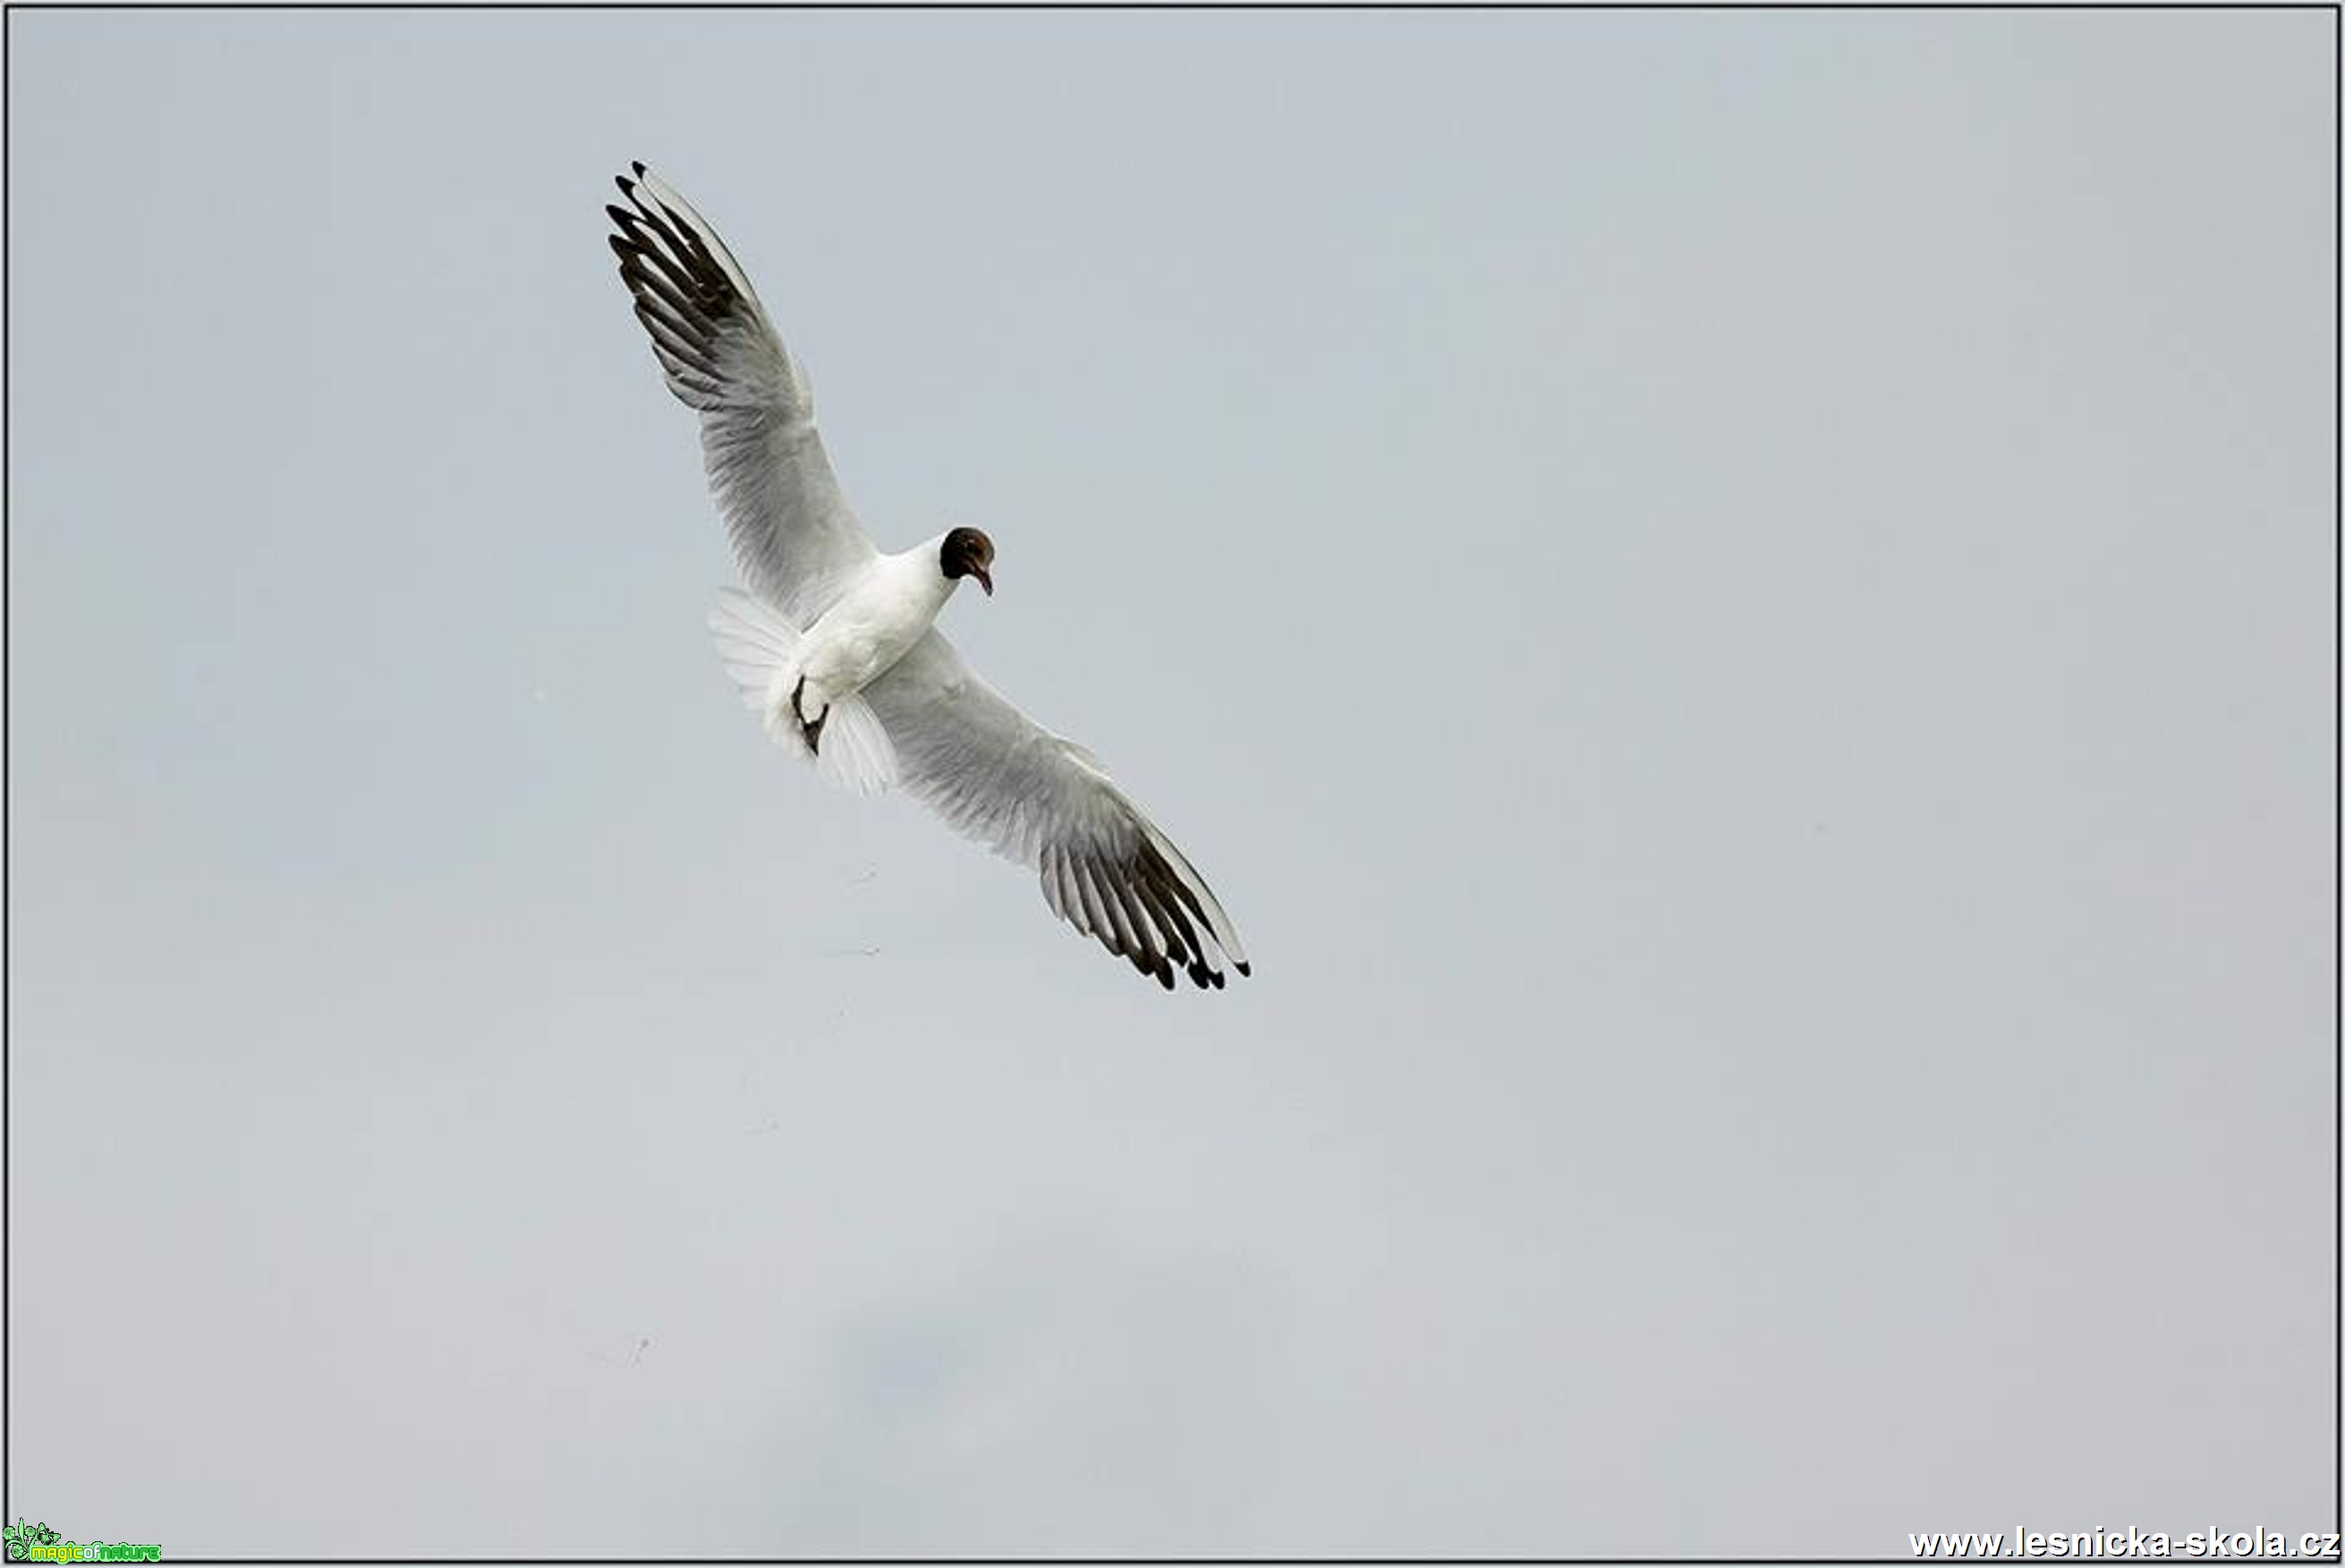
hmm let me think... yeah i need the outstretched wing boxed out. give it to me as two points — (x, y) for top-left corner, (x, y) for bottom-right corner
(607, 163), (877, 624)
(863, 635), (1250, 991)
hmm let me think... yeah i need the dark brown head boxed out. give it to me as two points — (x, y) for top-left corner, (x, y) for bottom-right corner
(940, 527), (996, 597)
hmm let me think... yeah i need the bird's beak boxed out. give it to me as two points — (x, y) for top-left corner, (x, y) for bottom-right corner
(973, 564), (994, 597)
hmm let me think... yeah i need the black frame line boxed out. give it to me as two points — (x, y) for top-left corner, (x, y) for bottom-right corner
(1, 4), (2336, 1565)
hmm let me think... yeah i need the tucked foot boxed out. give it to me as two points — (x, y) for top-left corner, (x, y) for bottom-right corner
(788, 675), (830, 754)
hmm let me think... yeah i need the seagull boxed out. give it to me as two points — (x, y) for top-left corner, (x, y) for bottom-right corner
(607, 163), (1250, 991)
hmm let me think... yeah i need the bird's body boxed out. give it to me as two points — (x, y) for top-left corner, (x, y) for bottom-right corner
(778, 536), (964, 736)
(607, 163), (1248, 989)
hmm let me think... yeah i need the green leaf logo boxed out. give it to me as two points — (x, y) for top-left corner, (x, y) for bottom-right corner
(4, 1521), (63, 1558)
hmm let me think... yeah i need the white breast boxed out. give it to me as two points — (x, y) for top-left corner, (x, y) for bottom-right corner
(795, 545), (956, 712)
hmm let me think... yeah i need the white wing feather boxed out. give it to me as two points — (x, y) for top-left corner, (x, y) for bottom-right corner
(864, 635), (1248, 990)
(608, 164), (877, 626)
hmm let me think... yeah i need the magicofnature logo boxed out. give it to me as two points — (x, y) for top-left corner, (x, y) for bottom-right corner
(3, 1521), (158, 1563)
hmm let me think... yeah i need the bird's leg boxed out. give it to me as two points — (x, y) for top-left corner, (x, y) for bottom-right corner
(788, 674), (829, 754)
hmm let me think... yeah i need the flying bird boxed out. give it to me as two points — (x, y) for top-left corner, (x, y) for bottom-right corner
(607, 163), (1249, 990)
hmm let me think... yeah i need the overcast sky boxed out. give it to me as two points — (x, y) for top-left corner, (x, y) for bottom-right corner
(6, 8), (2335, 1557)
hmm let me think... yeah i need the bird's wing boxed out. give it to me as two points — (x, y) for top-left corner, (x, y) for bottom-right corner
(862, 634), (1250, 991)
(607, 163), (877, 624)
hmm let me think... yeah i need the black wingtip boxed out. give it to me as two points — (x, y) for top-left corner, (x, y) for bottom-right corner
(1235, 961), (1252, 978)
(1156, 963), (1176, 992)
(632, 159), (649, 178)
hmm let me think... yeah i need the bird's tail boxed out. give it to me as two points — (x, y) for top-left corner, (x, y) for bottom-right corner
(707, 589), (898, 797)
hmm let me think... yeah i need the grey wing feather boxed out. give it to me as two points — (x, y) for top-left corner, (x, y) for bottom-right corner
(607, 164), (876, 624)
(863, 635), (1250, 991)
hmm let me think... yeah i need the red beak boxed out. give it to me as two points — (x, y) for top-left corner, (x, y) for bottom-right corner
(973, 564), (994, 596)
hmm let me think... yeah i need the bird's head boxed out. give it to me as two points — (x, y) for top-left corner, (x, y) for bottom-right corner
(940, 527), (996, 597)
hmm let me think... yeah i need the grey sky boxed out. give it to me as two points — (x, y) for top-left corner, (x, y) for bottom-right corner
(5, 8), (2334, 1557)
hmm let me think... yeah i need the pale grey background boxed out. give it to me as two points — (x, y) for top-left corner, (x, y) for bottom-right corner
(6, 9), (2335, 1558)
